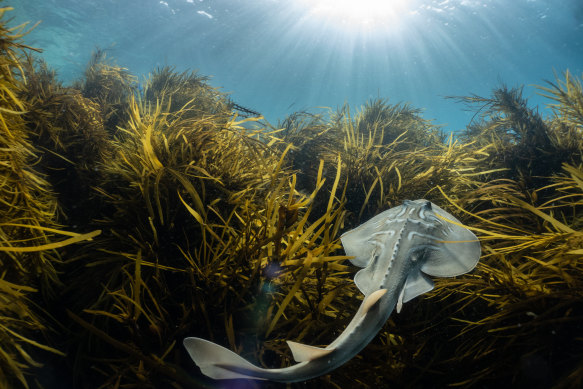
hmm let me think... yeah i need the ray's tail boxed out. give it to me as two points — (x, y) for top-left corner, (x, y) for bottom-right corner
(183, 337), (268, 380)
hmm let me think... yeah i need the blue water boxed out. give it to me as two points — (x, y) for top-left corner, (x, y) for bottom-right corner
(11, 0), (583, 131)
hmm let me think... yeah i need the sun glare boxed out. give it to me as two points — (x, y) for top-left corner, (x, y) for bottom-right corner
(299, 0), (412, 28)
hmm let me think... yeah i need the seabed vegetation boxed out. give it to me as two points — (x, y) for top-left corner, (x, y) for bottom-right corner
(1, 6), (583, 389)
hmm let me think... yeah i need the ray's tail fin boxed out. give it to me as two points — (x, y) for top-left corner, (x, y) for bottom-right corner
(183, 337), (267, 380)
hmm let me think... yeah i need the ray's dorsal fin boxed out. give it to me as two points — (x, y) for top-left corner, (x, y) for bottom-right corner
(362, 288), (387, 311)
(286, 341), (333, 362)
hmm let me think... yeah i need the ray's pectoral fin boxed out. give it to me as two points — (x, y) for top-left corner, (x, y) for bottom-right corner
(420, 220), (481, 278)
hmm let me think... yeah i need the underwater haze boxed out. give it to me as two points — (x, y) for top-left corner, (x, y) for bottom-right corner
(11, 0), (583, 131)
(5, 1), (583, 388)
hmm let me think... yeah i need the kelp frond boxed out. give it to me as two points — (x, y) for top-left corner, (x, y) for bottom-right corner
(0, 277), (65, 389)
(142, 66), (231, 119)
(0, 6), (91, 388)
(539, 70), (583, 128)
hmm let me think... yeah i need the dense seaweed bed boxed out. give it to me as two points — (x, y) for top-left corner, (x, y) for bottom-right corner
(1, 6), (583, 389)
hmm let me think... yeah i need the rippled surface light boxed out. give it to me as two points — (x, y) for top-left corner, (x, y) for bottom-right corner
(13, 0), (582, 132)
(298, 0), (413, 29)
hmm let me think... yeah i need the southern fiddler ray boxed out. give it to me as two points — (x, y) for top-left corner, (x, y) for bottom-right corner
(184, 199), (481, 382)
